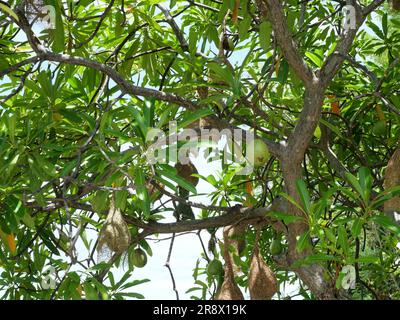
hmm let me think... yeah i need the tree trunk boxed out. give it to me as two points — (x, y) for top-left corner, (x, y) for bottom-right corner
(384, 142), (400, 224)
(279, 88), (340, 299)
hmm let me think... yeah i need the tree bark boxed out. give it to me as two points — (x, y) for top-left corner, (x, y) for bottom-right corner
(384, 142), (400, 223)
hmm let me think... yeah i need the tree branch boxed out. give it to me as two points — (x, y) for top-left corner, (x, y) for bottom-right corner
(256, 0), (314, 87)
(0, 56), (39, 79)
(320, 0), (381, 85)
(157, 4), (189, 52)
(12, 8), (283, 157)
(362, 0), (386, 16)
(75, 0), (115, 49)
(125, 198), (287, 235)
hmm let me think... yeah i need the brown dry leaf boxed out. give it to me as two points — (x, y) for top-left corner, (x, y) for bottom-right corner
(6, 233), (16, 255)
(248, 244), (277, 300)
(97, 200), (131, 262)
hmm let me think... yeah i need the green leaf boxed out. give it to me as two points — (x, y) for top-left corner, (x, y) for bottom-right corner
(338, 224), (349, 256)
(113, 270), (133, 290)
(119, 292), (145, 299)
(7, 113), (16, 144)
(345, 172), (365, 203)
(157, 164), (197, 194)
(279, 192), (307, 215)
(351, 218), (363, 238)
(120, 279), (150, 290)
(357, 167), (372, 203)
(319, 119), (348, 141)
(300, 254), (338, 265)
(367, 21), (385, 40)
(207, 62), (235, 89)
(178, 108), (214, 130)
(21, 213), (35, 229)
(296, 179), (311, 214)
(115, 189), (128, 211)
(48, 0), (65, 53)
(269, 211), (305, 225)
(382, 12), (388, 36)
(239, 16), (252, 41)
(277, 59), (289, 84)
(305, 51), (323, 67)
(324, 228), (337, 245)
(296, 231), (311, 253)
(83, 282), (99, 300)
(134, 169), (151, 218)
(0, 3), (19, 21)
(259, 20), (272, 51)
(91, 190), (109, 214)
(371, 185), (400, 209)
(348, 256), (379, 264)
(372, 215), (400, 236)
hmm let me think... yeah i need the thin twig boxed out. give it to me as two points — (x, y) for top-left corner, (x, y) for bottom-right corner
(164, 233), (180, 300)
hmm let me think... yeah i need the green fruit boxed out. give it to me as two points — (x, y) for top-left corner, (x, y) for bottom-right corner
(130, 248), (147, 268)
(372, 120), (386, 136)
(91, 190), (109, 214)
(270, 239), (283, 256)
(247, 139), (270, 167)
(207, 259), (223, 276)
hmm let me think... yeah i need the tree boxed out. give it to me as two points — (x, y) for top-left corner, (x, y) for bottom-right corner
(0, 0), (399, 300)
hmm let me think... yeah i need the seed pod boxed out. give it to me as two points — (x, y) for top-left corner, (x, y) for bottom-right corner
(97, 200), (131, 262)
(248, 244), (277, 300)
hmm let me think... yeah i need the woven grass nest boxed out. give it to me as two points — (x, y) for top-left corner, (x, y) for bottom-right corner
(217, 225), (278, 300)
(97, 201), (131, 262)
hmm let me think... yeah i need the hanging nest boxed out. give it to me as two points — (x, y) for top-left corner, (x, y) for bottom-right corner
(223, 223), (247, 274)
(96, 200), (131, 262)
(248, 243), (277, 300)
(217, 267), (244, 300)
(217, 225), (244, 300)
